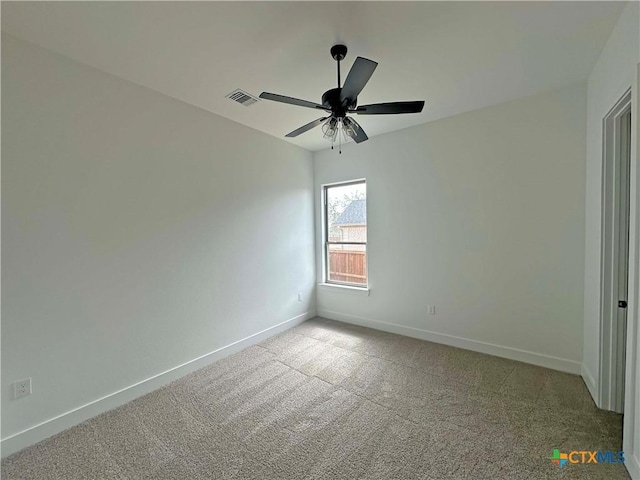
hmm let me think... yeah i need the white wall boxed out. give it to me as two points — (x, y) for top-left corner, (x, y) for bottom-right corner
(582, 1), (640, 403)
(314, 84), (587, 373)
(1, 35), (316, 455)
(580, 2), (640, 478)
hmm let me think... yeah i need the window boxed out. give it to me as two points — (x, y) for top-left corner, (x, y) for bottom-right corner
(324, 180), (367, 287)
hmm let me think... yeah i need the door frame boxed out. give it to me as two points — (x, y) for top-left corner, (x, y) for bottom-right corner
(599, 88), (632, 413)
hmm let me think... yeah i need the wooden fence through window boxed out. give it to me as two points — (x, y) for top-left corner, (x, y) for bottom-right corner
(328, 250), (366, 285)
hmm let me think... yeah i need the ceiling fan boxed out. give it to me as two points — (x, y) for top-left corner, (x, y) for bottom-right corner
(259, 44), (425, 152)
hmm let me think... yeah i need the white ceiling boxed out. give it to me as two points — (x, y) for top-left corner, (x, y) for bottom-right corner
(1, 1), (626, 152)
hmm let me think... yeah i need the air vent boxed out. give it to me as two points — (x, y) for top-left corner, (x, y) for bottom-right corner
(226, 89), (260, 107)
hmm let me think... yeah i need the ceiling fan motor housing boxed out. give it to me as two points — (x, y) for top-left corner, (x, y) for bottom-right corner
(322, 88), (355, 117)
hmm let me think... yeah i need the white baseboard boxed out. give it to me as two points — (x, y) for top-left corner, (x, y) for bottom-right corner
(626, 453), (640, 480)
(581, 364), (600, 406)
(1, 311), (314, 458)
(318, 309), (582, 375)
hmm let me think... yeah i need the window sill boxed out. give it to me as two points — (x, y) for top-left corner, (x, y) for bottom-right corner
(317, 283), (370, 296)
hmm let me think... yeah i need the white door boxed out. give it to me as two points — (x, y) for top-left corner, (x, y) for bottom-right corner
(615, 109), (632, 413)
(601, 90), (632, 414)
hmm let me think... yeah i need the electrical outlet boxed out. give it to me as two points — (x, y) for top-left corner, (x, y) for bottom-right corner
(427, 305), (436, 315)
(297, 292), (303, 302)
(14, 378), (32, 399)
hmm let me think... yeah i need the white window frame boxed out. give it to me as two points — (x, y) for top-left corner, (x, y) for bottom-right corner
(323, 179), (368, 289)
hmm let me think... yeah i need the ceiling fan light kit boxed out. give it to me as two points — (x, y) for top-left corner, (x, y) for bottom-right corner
(259, 44), (425, 153)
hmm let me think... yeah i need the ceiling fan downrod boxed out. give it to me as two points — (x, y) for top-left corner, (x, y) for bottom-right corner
(330, 44), (347, 88)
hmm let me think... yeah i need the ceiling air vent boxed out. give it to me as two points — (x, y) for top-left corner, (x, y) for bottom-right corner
(226, 89), (260, 107)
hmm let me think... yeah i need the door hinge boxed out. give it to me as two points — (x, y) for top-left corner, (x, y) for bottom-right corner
(618, 300), (628, 308)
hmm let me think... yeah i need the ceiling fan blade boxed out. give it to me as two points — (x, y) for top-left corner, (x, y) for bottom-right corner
(345, 117), (369, 144)
(285, 116), (331, 138)
(353, 101), (425, 115)
(340, 57), (378, 104)
(260, 92), (329, 111)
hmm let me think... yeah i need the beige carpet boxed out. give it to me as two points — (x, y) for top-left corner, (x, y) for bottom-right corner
(2, 317), (629, 479)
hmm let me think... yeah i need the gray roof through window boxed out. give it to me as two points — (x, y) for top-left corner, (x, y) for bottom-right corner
(335, 199), (366, 225)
